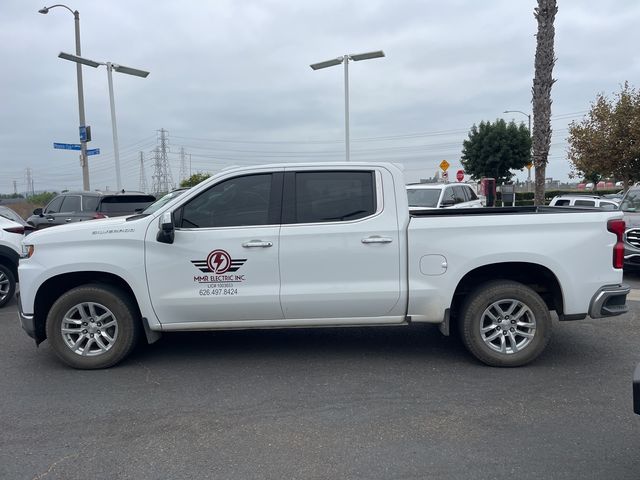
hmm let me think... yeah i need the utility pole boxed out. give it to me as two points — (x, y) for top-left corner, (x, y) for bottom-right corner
(12, 180), (17, 196)
(179, 147), (188, 184)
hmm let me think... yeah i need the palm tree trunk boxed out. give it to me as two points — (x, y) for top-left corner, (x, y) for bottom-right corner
(532, 0), (558, 205)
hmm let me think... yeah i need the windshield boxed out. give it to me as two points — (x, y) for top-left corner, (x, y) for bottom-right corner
(142, 189), (188, 214)
(620, 189), (640, 212)
(407, 188), (441, 208)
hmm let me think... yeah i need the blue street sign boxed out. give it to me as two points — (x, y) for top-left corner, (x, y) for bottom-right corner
(79, 126), (87, 142)
(87, 148), (100, 156)
(53, 142), (81, 151)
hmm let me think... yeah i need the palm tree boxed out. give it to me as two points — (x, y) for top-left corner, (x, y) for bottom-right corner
(532, 0), (558, 205)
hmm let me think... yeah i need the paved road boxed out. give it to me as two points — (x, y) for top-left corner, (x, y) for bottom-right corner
(1, 286), (639, 480)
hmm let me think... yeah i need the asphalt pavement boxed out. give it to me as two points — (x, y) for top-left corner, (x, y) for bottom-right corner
(1, 281), (640, 480)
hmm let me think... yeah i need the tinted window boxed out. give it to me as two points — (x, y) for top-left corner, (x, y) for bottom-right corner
(441, 187), (456, 205)
(45, 196), (64, 214)
(60, 195), (81, 212)
(554, 199), (570, 206)
(452, 186), (466, 204)
(574, 200), (595, 207)
(83, 196), (100, 212)
(464, 186), (478, 201)
(99, 195), (155, 214)
(407, 188), (440, 208)
(293, 171), (375, 223)
(180, 174), (272, 228)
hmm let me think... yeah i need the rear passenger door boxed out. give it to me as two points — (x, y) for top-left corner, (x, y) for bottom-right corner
(278, 168), (403, 321)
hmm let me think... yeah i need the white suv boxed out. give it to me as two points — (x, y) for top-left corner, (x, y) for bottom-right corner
(549, 194), (619, 210)
(0, 216), (25, 307)
(406, 183), (482, 210)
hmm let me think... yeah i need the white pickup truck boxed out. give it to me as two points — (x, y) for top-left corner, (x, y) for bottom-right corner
(18, 162), (629, 369)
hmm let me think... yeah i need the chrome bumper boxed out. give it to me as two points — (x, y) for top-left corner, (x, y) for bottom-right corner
(588, 284), (630, 319)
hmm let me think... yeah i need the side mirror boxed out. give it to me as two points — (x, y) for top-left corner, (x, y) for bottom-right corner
(33, 208), (43, 216)
(440, 199), (455, 208)
(156, 211), (175, 244)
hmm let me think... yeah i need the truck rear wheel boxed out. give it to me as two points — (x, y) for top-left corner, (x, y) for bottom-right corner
(46, 284), (140, 369)
(459, 280), (552, 367)
(0, 264), (15, 308)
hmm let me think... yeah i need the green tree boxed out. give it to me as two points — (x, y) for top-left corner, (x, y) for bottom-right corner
(28, 191), (57, 205)
(461, 119), (531, 185)
(180, 172), (211, 188)
(531, 0), (558, 205)
(568, 82), (640, 189)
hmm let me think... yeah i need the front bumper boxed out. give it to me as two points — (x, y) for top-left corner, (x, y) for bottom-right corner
(634, 363), (640, 415)
(588, 284), (629, 318)
(16, 292), (36, 340)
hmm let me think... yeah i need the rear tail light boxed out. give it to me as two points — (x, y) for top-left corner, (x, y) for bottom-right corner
(607, 219), (625, 269)
(3, 226), (25, 235)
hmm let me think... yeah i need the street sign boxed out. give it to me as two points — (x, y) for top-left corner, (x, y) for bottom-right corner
(456, 169), (464, 182)
(87, 148), (100, 156)
(439, 160), (450, 171)
(53, 142), (81, 151)
(526, 163), (533, 170)
(79, 126), (92, 142)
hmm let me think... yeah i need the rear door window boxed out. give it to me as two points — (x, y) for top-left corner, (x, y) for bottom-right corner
(286, 171), (376, 223)
(60, 195), (81, 213)
(464, 186), (479, 201)
(452, 186), (467, 204)
(574, 200), (595, 207)
(554, 199), (570, 206)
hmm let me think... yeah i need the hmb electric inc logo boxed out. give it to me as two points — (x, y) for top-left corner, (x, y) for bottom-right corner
(191, 249), (246, 274)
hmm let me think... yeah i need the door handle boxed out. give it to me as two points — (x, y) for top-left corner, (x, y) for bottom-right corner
(65, 218), (72, 222)
(242, 240), (273, 248)
(361, 236), (393, 244)
(47, 218), (54, 222)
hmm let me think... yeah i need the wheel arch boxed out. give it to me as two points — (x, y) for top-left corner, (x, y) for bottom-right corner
(32, 271), (143, 345)
(451, 262), (564, 319)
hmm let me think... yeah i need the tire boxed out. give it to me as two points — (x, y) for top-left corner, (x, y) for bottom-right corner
(459, 280), (552, 367)
(46, 284), (140, 369)
(0, 263), (16, 308)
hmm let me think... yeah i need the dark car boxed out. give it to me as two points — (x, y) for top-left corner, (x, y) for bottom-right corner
(26, 191), (156, 229)
(619, 186), (640, 269)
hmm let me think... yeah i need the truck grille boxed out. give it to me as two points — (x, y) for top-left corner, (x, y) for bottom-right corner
(625, 228), (640, 248)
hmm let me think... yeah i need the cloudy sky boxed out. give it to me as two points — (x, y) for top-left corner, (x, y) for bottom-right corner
(1, 0), (639, 194)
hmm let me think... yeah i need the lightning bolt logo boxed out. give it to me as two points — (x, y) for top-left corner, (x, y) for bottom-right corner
(191, 249), (246, 273)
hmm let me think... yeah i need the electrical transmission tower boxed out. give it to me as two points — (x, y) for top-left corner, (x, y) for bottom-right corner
(179, 147), (188, 184)
(138, 152), (149, 193)
(151, 129), (174, 194)
(13, 180), (17, 196)
(24, 168), (35, 197)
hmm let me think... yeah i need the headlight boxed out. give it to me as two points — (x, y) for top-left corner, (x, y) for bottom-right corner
(21, 244), (34, 259)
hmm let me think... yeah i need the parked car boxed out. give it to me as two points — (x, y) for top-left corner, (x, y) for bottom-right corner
(548, 194), (619, 209)
(26, 191), (156, 229)
(0, 216), (27, 307)
(618, 186), (640, 269)
(0, 205), (31, 228)
(406, 183), (482, 210)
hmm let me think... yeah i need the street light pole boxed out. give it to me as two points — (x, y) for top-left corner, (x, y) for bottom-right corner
(504, 109), (533, 185)
(311, 50), (385, 162)
(39, 4), (90, 190)
(58, 52), (149, 192)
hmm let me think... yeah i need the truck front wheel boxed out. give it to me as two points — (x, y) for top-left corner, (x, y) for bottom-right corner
(46, 284), (140, 369)
(459, 280), (552, 367)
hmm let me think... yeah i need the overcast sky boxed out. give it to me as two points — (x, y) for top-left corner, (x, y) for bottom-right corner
(1, 0), (639, 194)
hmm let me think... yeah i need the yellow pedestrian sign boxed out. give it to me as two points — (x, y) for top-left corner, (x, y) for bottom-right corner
(439, 160), (450, 172)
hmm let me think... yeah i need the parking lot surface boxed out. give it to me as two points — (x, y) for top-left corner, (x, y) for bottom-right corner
(1, 286), (640, 480)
